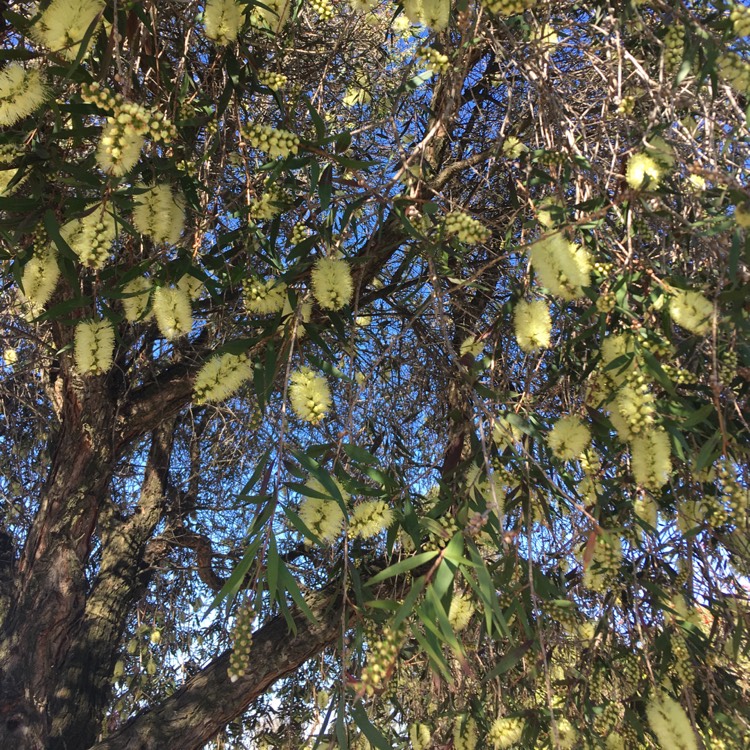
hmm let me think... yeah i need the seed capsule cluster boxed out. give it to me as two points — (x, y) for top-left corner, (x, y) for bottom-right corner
(443, 211), (491, 244)
(593, 702), (622, 738)
(290, 223), (310, 245)
(719, 350), (738, 385)
(592, 260), (614, 277)
(425, 515), (459, 550)
(416, 46), (449, 74)
(227, 600), (254, 682)
(249, 184), (287, 220)
(671, 633), (694, 684)
(641, 335), (671, 358)
(719, 52), (750, 95)
(82, 82), (175, 177)
(257, 70), (288, 90)
(719, 459), (749, 526)
(308, 0), (334, 20)
(82, 82), (176, 142)
(617, 95), (635, 115)
(700, 491), (729, 528)
(663, 23), (685, 73)
(359, 625), (402, 696)
(546, 600), (581, 633)
(661, 363), (697, 386)
(617, 654), (642, 697)
(731, 2), (750, 38)
(596, 290), (616, 313)
(481, 0), (536, 17)
(243, 123), (300, 158)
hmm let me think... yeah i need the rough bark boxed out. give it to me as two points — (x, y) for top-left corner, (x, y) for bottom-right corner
(89, 584), (345, 750)
(0, 375), (119, 749)
(48, 420), (176, 750)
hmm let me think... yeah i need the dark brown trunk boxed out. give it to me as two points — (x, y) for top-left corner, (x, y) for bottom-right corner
(48, 421), (176, 750)
(0, 378), (117, 749)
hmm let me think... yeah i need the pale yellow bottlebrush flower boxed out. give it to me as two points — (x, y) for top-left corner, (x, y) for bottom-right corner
(626, 152), (662, 190)
(193, 352), (252, 404)
(60, 204), (118, 269)
(447, 593), (475, 632)
(488, 716), (524, 749)
(120, 277), (153, 323)
(96, 121), (145, 177)
(514, 299), (551, 352)
(74, 319), (115, 375)
(453, 714), (478, 750)
(298, 496), (344, 544)
(289, 367), (331, 424)
(204, 0), (245, 45)
(152, 286), (193, 339)
(244, 278), (287, 315)
(31, 0), (105, 61)
(646, 692), (698, 750)
(631, 428), (672, 490)
(20, 247), (60, 313)
(311, 257), (353, 310)
(132, 184), (185, 245)
(408, 723), (431, 750)
(547, 415), (591, 461)
(0, 64), (47, 126)
(403, 0), (450, 30)
(669, 289), (713, 336)
(348, 500), (394, 539)
(528, 231), (590, 300)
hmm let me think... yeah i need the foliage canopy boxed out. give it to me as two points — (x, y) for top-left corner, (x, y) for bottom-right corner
(1, 0), (750, 748)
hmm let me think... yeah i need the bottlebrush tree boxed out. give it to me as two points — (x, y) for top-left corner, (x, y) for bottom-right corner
(0, 1), (749, 749)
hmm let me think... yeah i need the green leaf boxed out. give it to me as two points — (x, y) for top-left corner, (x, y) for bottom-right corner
(425, 585), (462, 653)
(342, 443), (379, 465)
(305, 100), (327, 141)
(441, 532), (467, 566)
(392, 575), (427, 630)
(207, 535), (263, 612)
(283, 504), (324, 547)
(351, 704), (390, 750)
(266, 535), (279, 604)
(483, 640), (534, 681)
(237, 450), (272, 497)
(410, 611), (452, 681)
(681, 403), (714, 429)
(696, 433), (721, 470)
(365, 550), (438, 586)
(402, 70), (434, 93)
(278, 563), (317, 624)
(319, 165), (333, 211)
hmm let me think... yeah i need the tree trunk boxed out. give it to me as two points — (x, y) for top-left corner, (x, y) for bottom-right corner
(0, 377), (118, 749)
(48, 421), (176, 750)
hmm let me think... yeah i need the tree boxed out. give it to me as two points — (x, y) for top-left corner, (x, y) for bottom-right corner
(1, 0), (749, 748)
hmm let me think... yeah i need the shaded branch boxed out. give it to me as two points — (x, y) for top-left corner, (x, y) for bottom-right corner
(90, 582), (346, 750)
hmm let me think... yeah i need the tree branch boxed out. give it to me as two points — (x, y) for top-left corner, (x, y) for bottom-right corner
(89, 582), (345, 750)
